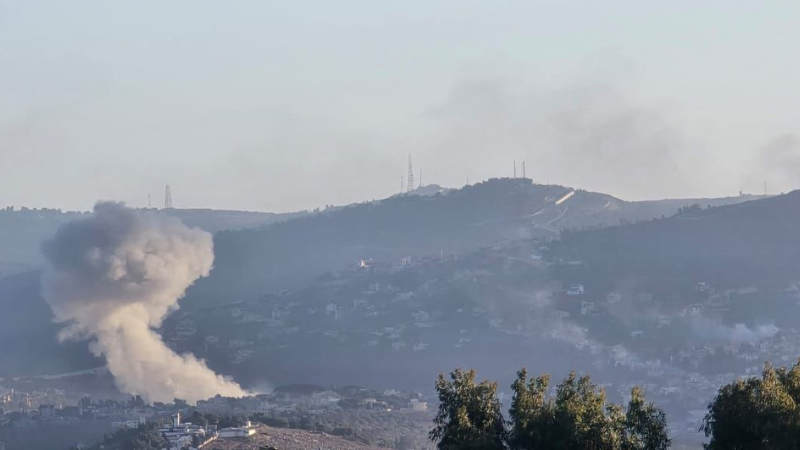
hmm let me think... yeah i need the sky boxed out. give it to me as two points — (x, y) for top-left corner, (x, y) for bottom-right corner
(2, 1), (799, 212)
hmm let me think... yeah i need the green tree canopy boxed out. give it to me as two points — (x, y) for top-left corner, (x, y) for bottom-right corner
(703, 361), (800, 450)
(429, 368), (506, 450)
(623, 386), (670, 450)
(494, 369), (671, 450)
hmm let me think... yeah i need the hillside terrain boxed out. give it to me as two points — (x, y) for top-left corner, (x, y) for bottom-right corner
(0, 181), (762, 377)
(193, 178), (758, 304)
(549, 190), (800, 285)
(0, 182), (781, 448)
(207, 425), (396, 450)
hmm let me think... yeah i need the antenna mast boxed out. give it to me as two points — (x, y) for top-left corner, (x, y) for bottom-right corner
(164, 185), (173, 209)
(407, 154), (415, 193)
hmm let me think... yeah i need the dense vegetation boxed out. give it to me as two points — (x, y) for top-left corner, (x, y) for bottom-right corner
(75, 423), (167, 450)
(431, 360), (800, 450)
(431, 368), (670, 450)
(702, 360), (800, 450)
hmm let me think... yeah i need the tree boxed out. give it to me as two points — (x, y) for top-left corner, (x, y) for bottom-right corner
(703, 361), (800, 449)
(83, 423), (167, 450)
(508, 369), (670, 450)
(189, 410), (208, 426)
(429, 368), (506, 450)
(507, 368), (555, 449)
(551, 371), (620, 450)
(623, 386), (670, 450)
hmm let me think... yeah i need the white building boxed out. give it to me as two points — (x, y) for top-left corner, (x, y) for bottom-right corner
(219, 421), (256, 438)
(410, 399), (428, 412)
(159, 413), (216, 450)
(567, 285), (584, 296)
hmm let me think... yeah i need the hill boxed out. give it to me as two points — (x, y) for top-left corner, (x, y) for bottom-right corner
(0, 181), (759, 376)
(549, 190), (800, 285)
(194, 178), (756, 304)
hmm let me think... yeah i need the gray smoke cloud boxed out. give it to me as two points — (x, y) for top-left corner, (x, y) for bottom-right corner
(41, 202), (247, 403)
(744, 134), (800, 193)
(424, 78), (698, 199)
(691, 318), (779, 345)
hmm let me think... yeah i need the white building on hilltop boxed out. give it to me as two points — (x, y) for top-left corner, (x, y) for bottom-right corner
(219, 420), (256, 438)
(159, 413), (217, 450)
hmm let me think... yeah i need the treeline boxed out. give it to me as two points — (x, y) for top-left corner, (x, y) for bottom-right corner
(702, 361), (800, 449)
(430, 368), (669, 450)
(74, 423), (166, 450)
(432, 361), (800, 450)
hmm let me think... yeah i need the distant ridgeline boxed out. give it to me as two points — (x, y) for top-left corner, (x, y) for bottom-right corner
(196, 178), (757, 305)
(0, 180), (763, 378)
(0, 206), (307, 269)
(549, 189), (798, 284)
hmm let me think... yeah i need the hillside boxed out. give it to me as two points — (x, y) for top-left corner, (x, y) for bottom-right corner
(194, 178), (755, 304)
(0, 181), (760, 377)
(549, 190), (800, 285)
(1, 191), (795, 447)
(184, 424), (392, 450)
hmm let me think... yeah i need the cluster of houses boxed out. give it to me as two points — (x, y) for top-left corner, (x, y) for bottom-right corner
(158, 412), (255, 450)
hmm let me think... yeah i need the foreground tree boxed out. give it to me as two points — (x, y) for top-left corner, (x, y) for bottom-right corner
(79, 423), (167, 450)
(429, 368), (506, 450)
(507, 368), (554, 449)
(508, 369), (670, 450)
(623, 386), (670, 450)
(703, 361), (800, 449)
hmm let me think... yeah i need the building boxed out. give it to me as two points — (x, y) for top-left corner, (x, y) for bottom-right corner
(159, 413), (217, 450)
(219, 421), (256, 438)
(39, 404), (55, 418)
(409, 399), (428, 412)
(111, 416), (146, 428)
(567, 285), (584, 296)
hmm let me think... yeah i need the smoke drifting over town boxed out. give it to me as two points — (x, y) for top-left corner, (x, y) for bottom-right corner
(40, 202), (246, 403)
(692, 318), (780, 345)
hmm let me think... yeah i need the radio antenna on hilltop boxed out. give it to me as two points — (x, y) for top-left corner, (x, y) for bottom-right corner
(164, 185), (173, 209)
(522, 161), (526, 179)
(407, 154), (415, 193)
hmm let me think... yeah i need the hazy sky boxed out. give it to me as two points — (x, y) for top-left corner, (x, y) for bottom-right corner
(2, 1), (799, 212)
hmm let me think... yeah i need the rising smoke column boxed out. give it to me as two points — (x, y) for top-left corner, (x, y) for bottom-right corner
(41, 202), (246, 403)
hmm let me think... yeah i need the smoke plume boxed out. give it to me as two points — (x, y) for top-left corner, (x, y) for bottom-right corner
(691, 318), (779, 345)
(41, 202), (247, 403)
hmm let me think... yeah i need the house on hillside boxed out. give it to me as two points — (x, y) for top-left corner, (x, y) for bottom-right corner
(567, 285), (584, 296)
